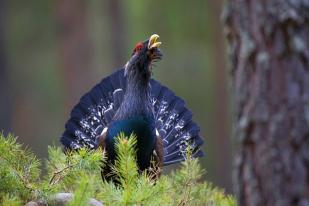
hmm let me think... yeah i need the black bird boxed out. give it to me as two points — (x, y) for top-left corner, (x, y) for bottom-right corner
(61, 34), (204, 178)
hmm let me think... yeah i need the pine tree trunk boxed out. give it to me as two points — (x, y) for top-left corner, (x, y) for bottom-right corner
(223, 1), (309, 205)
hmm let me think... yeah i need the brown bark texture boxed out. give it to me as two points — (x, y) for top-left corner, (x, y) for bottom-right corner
(223, 0), (309, 206)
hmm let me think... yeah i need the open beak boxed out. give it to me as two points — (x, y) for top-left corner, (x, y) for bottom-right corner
(148, 34), (163, 61)
(148, 34), (162, 49)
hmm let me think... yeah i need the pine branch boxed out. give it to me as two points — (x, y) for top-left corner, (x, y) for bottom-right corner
(0, 133), (236, 206)
(49, 163), (75, 185)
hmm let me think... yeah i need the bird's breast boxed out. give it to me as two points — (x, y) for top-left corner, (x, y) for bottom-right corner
(105, 115), (156, 170)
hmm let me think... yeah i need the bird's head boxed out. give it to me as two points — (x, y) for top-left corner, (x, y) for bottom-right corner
(124, 34), (162, 82)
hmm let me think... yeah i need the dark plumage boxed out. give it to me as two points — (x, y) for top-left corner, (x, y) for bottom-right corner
(61, 34), (204, 179)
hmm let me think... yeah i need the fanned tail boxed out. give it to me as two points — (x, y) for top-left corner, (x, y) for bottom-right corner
(150, 80), (204, 165)
(61, 69), (204, 165)
(61, 69), (125, 149)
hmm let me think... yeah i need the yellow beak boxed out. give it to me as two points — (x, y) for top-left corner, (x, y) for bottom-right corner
(148, 34), (162, 49)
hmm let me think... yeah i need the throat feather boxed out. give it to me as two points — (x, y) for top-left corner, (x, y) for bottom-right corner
(114, 70), (152, 120)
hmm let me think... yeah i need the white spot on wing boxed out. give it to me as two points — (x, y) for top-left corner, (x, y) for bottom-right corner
(155, 129), (160, 137)
(101, 127), (108, 136)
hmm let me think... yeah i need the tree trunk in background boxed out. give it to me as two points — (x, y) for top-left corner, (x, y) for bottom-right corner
(106, 0), (126, 69)
(209, 0), (232, 192)
(224, 1), (309, 205)
(0, 0), (11, 135)
(56, 0), (94, 110)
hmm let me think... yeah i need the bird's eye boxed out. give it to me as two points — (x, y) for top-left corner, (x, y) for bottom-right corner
(133, 42), (143, 53)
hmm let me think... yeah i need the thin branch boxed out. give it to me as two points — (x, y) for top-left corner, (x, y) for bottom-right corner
(49, 164), (76, 185)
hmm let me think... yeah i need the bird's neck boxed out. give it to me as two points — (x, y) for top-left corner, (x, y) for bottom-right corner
(126, 74), (150, 100)
(115, 71), (152, 119)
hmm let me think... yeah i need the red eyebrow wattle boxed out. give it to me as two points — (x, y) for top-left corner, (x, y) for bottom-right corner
(134, 42), (143, 50)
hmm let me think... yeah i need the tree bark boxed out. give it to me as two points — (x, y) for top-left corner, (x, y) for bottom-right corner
(223, 1), (309, 206)
(0, 0), (11, 135)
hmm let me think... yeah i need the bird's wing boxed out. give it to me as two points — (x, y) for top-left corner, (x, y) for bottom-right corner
(154, 129), (164, 168)
(97, 127), (108, 148)
(146, 130), (164, 180)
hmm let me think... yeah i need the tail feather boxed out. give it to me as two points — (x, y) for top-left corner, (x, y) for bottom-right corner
(165, 122), (200, 152)
(61, 68), (204, 165)
(163, 109), (192, 145)
(149, 79), (204, 165)
(61, 69), (125, 149)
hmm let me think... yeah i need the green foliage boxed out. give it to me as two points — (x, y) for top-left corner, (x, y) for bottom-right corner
(1, 193), (22, 206)
(113, 133), (139, 189)
(0, 133), (236, 206)
(0, 134), (40, 201)
(45, 146), (103, 194)
(67, 174), (95, 206)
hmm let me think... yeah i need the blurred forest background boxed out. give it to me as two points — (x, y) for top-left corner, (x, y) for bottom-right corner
(0, 0), (233, 192)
